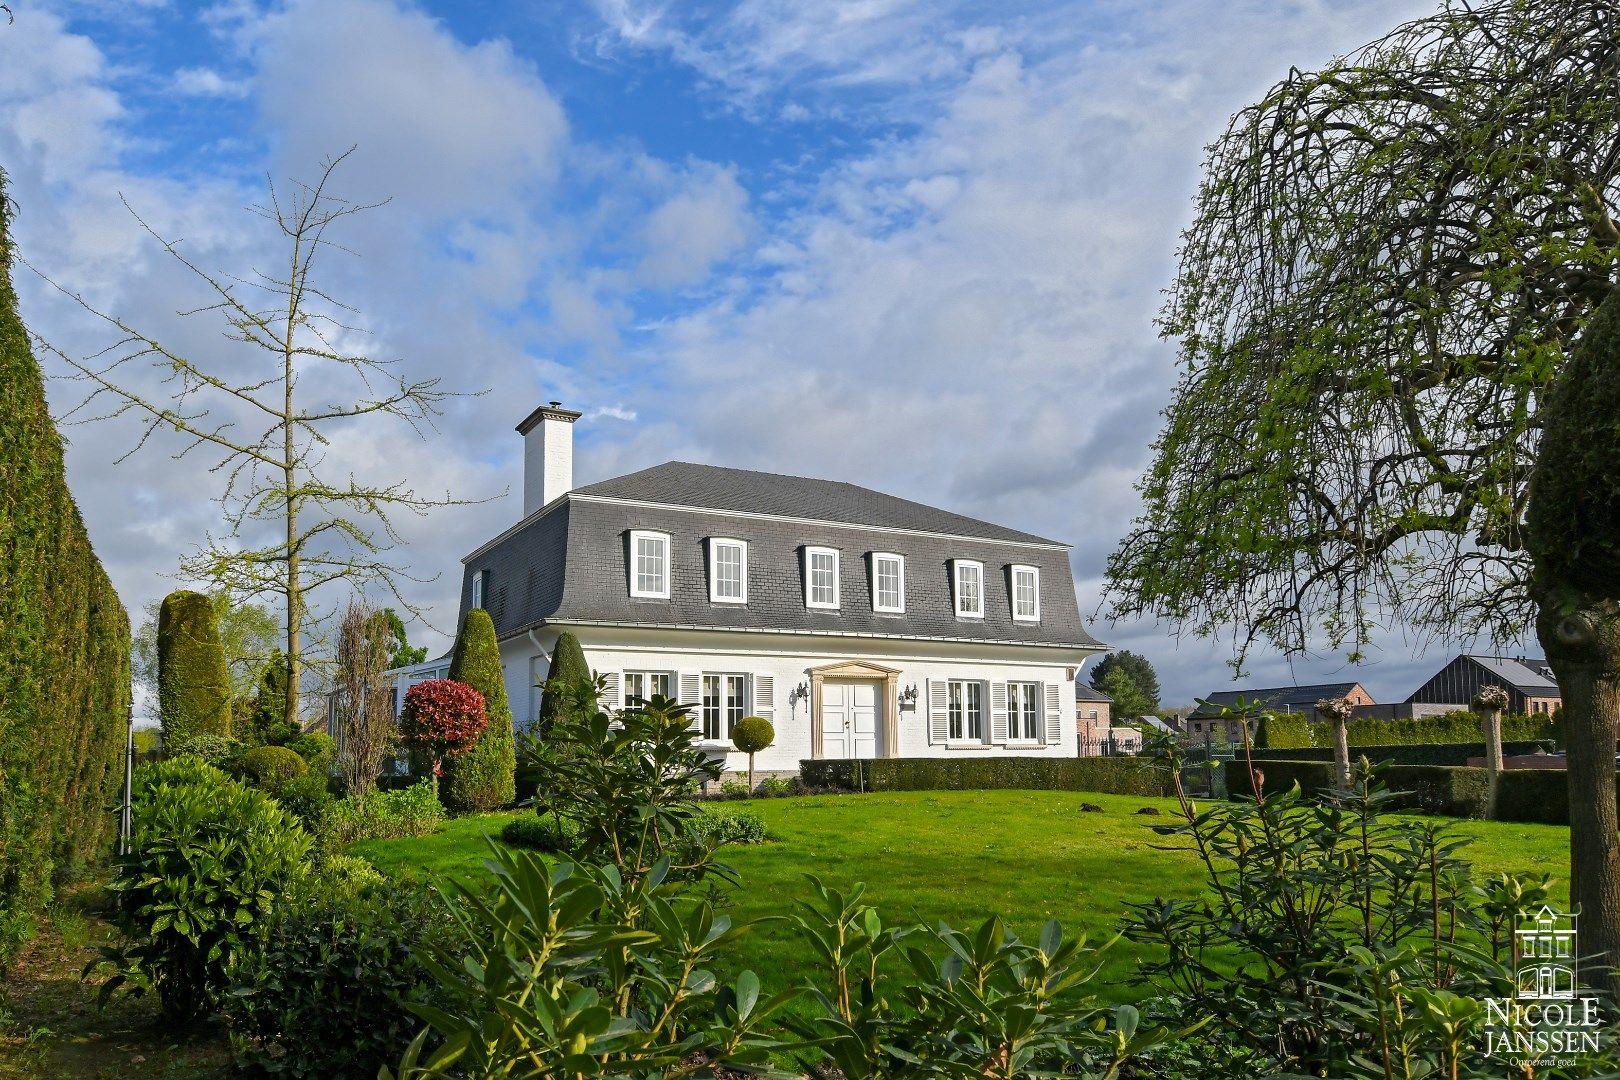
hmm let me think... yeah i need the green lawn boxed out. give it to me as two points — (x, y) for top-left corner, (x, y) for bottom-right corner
(350, 789), (1572, 1003)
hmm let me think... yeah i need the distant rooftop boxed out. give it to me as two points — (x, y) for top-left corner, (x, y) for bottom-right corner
(1075, 682), (1113, 702)
(1191, 681), (1368, 718)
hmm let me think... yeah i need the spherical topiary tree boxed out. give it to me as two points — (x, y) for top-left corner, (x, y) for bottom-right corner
(537, 630), (591, 732)
(237, 744), (308, 794)
(731, 715), (775, 792)
(157, 590), (232, 744)
(442, 609), (516, 812)
(399, 679), (487, 798)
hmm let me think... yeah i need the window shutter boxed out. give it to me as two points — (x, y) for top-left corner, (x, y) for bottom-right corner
(990, 682), (1009, 744)
(753, 675), (775, 720)
(601, 672), (621, 711)
(1044, 683), (1063, 744)
(680, 673), (703, 731)
(928, 680), (949, 745)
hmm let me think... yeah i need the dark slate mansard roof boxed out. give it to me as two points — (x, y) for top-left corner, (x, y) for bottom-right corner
(459, 461), (1101, 650)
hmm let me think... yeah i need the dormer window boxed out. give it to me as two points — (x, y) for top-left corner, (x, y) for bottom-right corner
(1011, 565), (1040, 622)
(953, 559), (984, 618)
(872, 552), (904, 613)
(708, 538), (747, 604)
(629, 530), (671, 599)
(470, 568), (489, 610)
(805, 547), (840, 609)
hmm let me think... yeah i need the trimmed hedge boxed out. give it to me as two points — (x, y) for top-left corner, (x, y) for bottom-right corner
(538, 630), (590, 731)
(0, 177), (131, 957)
(441, 609), (516, 813)
(799, 756), (1174, 797)
(1255, 709), (1557, 750)
(1247, 741), (1554, 767)
(157, 590), (232, 743)
(1222, 759), (1617, 824)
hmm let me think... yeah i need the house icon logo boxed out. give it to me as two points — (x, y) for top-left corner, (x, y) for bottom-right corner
(1516, 905), (1578, 1000)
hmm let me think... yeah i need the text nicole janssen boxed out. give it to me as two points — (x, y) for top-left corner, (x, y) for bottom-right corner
(1485, 998), (1605, 1058)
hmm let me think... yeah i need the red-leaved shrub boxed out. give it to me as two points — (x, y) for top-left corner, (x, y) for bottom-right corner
(400, 679), (487, 777)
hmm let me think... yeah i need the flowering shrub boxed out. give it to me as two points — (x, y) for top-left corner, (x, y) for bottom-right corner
(398, 679), (486, 778)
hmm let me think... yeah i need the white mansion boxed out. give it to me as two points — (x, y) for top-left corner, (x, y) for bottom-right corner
(392, 402), (1107, 774)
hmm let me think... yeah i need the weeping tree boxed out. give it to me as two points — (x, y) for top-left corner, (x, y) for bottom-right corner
(31, 151), (479, 730)
(1104, 0), (1620, 982)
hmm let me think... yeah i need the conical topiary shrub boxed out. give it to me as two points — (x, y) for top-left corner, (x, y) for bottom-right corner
(537, 630), (591, 732)
(441, 609), (516, 812)
(157, 590), (232, 744)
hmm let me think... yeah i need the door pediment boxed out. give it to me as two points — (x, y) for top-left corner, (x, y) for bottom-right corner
(809, 659), (901, 680)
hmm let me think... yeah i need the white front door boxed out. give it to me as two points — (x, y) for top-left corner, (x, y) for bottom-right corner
(822, 681), (881, 759)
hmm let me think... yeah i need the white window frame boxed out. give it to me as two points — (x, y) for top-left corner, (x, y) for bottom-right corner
(708, 538), (748, 604)
(1008, 681), (1043, 742)
(805, 546), (841, 609)
(953, 559), (984, 619)
(470, 568), (487, 610)
(1010, 565), (1041, 622)
(623, 670), (673, 705)
(871, 552), (905, 614)
(628, 529), (672, 599)
(947, 679), (986, 744)
(701, 672), (749, 743)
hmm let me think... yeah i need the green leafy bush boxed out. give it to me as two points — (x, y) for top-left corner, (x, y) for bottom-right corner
(164, 732), (245, 770)
(285, 731), (334, 773)
(0, 178), (130, 961)
(801, 756), (1174, 797)
(275, 769), (334, 833)
(239, 744), (308, 792)
(790, 878), (1181, 1078)
(157, 589), (233, 742)
(755, 774), (799, 797)
(321, 780), (446, 847)
(689, 808), (767, 846)
(497, 814), (580, 854)
(1126, 756), (1553, 1077)
(1491, 769), (1620, 825)
(441, 609), (516, 813)
(731, 714), (774, 788)
(94, 757), (311, 1021)
(225, 881), (452, 1079)
(1255, 709), (1557, 750)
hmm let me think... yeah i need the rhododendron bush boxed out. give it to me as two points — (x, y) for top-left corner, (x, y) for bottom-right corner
(399, 679), (487, 778)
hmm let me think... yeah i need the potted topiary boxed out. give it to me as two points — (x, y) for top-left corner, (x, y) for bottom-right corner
(730, 715), (775, 793)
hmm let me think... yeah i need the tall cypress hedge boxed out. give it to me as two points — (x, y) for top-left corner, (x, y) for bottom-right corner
(1254, 709), (1557, 750)
(0, 173), (131, 952)
(442, 608), (515, 811)
(157, 589), (232, 743)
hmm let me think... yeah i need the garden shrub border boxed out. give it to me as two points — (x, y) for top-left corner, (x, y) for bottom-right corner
(1254, 709), (1557, 750)
(800, 756), (1173, 797)
(1246, 741), (1554, 767)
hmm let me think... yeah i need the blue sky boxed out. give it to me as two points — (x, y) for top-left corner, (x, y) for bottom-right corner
(5, 0), (1509, 710)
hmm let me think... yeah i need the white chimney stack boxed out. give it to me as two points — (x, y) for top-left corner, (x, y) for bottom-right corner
(516, 401), (582, 518)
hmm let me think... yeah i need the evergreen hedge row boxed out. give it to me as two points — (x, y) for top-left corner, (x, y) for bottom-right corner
(0, 177), (130, 952)
(1223, 759), (1613, 824)
(1246, 741), (1554, 767)
(799, 756), (1174, 797)
(1254, 709), (1557, 750)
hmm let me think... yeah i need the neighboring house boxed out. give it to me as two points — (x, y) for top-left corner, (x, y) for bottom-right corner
(1186, 681), (1376, 742)
(1407, 654), (1563, 716)
(452, 401), (1107, 774)
(330, 654), (450, 773)
(1075, 682), (1113, 751)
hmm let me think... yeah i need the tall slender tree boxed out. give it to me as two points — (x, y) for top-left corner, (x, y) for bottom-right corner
(333, 598), (397, 802)
(32, 151), (480, 729)
(1104, 0), (1620, 981)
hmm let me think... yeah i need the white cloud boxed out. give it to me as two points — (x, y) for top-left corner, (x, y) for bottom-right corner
(172, 66), (249, 98)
